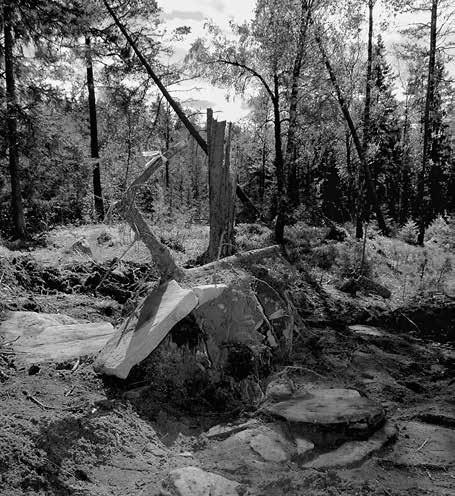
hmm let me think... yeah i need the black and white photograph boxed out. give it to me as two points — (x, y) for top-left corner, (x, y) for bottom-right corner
(0, 0), (454, 494)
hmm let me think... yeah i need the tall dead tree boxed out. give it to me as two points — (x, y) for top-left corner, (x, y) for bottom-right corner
(103, 0), (261, 223)
(311, 18), (389, 236)
(417, 0), (438, 246)
(85, 36), (105, 220)
(4, 0), (27, 240)
(203, 109), (237, 261)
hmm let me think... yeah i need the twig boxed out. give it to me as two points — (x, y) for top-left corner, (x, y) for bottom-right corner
(71, 358), (80, 373)
(22, 390), (57, 410)
(1, 336), (20, 346)
(416, 438), (429, 452)
(64, 385), (76, 397)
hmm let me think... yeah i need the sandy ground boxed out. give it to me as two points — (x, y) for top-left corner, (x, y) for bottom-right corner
(0, 223), (454, 495)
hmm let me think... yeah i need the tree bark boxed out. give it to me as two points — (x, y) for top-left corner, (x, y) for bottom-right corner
(4, 0), (27, 240)
(417, 0), (438, 246)
(203, 109), (237, 261)
(312, 19), (389, 236)
(273, 75), (286, 244)
(356, 0), (375, 239)
(85, 36), (105, 221)
(285, 0), (312, 209)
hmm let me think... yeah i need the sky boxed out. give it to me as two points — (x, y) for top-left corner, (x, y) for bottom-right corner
(159, 0), (256, 122)
(158, 1), (454, 122)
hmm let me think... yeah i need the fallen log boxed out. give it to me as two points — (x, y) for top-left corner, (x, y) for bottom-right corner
(184, 245), (281, 279)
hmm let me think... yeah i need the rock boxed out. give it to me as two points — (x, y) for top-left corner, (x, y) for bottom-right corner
(304, 422), (397, 469)
(94, 280), (198, 378)
(263, 388), (384, 447)
(348, 325), (385, 338)
(71, 238), (92, 256)
(357, 276), (391, 299)
(295, 437), (314, 456)
(381, 421), (455, 469)
(265, 378), (295, 402)
(339, 277), (391, 299)
(0, 311), (114, 364)
(168, 466), (240, 496)
(250, 432), (289, 462)
(219, 424), (295, 466)
(205, 419), (261, 440)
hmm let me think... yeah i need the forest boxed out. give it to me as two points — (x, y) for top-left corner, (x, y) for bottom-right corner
(0, 1), (455, 495)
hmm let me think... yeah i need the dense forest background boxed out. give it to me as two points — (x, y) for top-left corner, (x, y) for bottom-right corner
(1, 0), (454, 246)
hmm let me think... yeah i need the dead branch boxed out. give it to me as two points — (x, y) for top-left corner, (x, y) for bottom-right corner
(114, 142), (186, 281)
(184, 245), (281, 279)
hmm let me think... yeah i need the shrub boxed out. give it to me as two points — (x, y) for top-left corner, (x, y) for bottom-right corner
(397, 220), (419, 245)
(311, 244), (338, 270)
(236, 223), (272, 251)
(425, 216), (455, 249)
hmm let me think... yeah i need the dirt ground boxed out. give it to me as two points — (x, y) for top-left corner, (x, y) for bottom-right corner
(0, 224), (454, 495)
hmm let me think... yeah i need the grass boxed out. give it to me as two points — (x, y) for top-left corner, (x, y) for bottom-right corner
(2, 216), (454, 310)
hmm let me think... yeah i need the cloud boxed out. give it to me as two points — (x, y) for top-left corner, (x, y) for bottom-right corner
(163, 10), (205, 22)
(211, 0), (225, 12)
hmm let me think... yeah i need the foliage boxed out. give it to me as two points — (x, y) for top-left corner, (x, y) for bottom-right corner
(398, 220), (419, 245)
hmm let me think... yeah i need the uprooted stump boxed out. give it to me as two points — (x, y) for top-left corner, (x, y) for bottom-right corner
(93, 250), (295, 409)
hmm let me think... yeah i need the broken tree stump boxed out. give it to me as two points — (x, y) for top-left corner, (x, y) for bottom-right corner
(202, 109), (237, 262)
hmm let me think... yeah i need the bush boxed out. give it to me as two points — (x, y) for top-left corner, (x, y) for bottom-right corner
(337, 240), (373, 279)
(397, 220), (419, 245)
(236, 223), (272, 251)
(425, 216), (455, 249)
(311, 244), (338, 270)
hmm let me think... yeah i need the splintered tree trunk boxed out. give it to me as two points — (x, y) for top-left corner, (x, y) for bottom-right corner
(85, 36), (105, 221)
(4, 0), (27, 240)
(103, 0), (262, 222)
(417, 0), (438, 246)
(204, 109), (237, 261)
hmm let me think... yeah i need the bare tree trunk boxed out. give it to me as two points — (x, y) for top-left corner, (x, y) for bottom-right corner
(4, 0), (27, 240)
(273, 75), (286, 244)
(103, 0), (261, 220)
(356, 0), (375, 239)
(312, 19), (389, 236)
(417, 0), (438, 246)
(285, 0), (312, 209)
(203, 109), (236, 261)
(85, 36), (105, 221)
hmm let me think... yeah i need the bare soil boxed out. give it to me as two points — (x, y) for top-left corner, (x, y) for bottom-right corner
(0, 225), (454, 495)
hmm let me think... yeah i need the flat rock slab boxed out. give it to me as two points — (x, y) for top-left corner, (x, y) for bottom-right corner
(263, 388), (384, 445)
(219, 424), (295, 466)
(305, 422), (397, 469)
(0, 311), (114, 363)
(168, 466), (240, 496)
(94, 280), (198, 378)
(381, 421), (455, 469)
